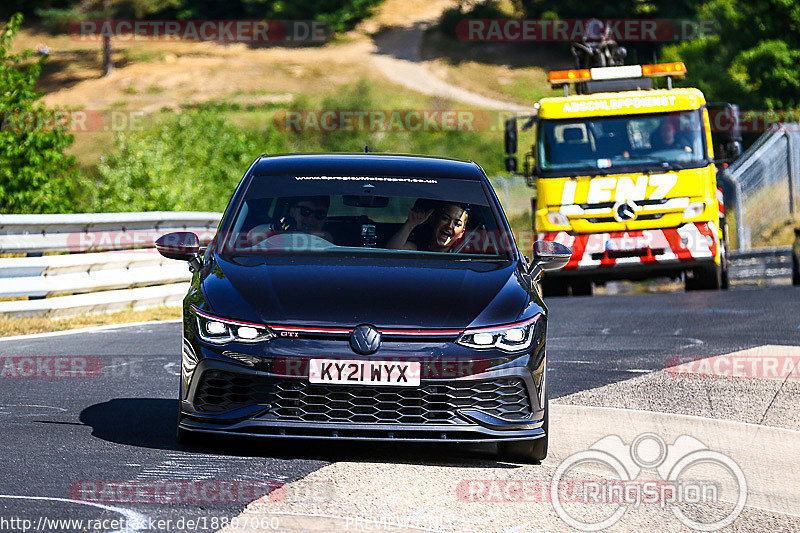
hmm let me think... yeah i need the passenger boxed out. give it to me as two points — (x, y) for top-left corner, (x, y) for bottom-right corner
(387, 201), (468, 252)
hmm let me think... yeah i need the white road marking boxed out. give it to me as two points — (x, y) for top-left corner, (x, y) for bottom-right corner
(0, 494), (148, 533)
(0, 404), (68, 417)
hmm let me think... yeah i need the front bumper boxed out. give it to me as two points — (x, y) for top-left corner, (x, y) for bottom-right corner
(178, 347), (547, 443)
(539, 221), (719, 276)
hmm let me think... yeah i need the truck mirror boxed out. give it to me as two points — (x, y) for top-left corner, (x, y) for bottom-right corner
(504, 118), (518, 155)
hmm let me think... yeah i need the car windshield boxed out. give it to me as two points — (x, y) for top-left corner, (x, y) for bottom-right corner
(538, 109), (707, 174)
(218, 174), (513, 259)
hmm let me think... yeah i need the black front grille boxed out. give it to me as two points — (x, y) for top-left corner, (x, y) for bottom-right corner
(194, 370), (532, 424)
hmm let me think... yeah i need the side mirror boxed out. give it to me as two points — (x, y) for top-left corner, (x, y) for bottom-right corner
(529, 240), (572, 280)
(155, 232), (202, 271)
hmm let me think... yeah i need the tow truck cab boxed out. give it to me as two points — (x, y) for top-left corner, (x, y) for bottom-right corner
(505, 62), (730, 296)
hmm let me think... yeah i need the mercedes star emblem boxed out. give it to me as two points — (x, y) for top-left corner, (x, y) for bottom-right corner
(613, 200), (638, 222)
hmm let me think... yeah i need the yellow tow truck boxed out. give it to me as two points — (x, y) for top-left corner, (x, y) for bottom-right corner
(505, 61), (731, 296)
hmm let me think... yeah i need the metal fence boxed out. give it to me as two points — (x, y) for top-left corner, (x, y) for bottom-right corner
(0, 212), (221, 318)
(726, 125), (800, 250)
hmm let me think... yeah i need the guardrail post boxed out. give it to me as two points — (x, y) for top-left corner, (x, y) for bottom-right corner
(785, 128), (796, 215)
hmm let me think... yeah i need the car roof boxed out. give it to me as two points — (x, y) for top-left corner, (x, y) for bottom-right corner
(252, 153), (485, 181)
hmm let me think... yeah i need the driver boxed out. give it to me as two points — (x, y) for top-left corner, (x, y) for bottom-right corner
(246, 195), (333, 246)
(650, 117), (693, 153)
(287, 196), (331, 235)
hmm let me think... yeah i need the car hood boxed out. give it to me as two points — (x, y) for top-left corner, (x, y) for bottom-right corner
(201, 254), (530, 329)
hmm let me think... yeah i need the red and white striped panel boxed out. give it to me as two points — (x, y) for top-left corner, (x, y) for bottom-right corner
(716, 188), (725, 218)
(539, 222), (718, 271)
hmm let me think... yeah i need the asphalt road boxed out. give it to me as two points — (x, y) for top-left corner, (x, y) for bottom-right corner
(0, 285), (797, 532)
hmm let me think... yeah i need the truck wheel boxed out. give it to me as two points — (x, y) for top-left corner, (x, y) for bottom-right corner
(570, 278), (593, 296)
(685, 264), (722, 291)
(541, 277), (569, 297)
(792, 252), (800, 286)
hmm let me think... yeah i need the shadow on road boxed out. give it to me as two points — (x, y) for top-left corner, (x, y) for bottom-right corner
(80, 398), (182, 451)
(79, 398), (522, 468)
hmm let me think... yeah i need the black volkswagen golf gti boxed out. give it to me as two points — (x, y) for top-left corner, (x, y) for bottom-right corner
(156, 153), (571, 462)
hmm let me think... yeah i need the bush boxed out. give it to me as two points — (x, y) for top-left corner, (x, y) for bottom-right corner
(96, 110), (289, 212)
(95, 80), (504, 212)
(0, 13), (80, 214)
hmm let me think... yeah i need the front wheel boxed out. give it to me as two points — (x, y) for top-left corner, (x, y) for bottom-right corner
(685, 263), (722, 291)
(569, 278), (593, 296)
(540, 277), (569, 297)
(497, 398), (549, 463)
(720, 222), (730, 290)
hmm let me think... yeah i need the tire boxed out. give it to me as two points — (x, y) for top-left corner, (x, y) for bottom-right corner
(540, 277), (569, 297)
(685, 264), (722, 291)
(721, 261), (730, 290)
(793, 252), (800, 286)
(570, 278), (593, 296)
(720, 222), (730, 290)
(498, 397), (549, 463)
(176, 425), (204, 447)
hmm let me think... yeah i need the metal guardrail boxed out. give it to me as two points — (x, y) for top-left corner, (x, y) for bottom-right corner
(0, 212), (220, 254)
(0, 212), (795, 318)
(0, 212), (221, 318)
(728, 246), (795, 282)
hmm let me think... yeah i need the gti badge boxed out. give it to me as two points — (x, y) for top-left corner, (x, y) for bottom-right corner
(350, 324), (381, 355)
(613, 200), (638, 222)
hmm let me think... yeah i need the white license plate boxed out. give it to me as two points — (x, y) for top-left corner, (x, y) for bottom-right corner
(308, 359), (421, 386)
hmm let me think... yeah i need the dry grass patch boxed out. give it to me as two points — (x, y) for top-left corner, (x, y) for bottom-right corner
(0, 306), (181, 337)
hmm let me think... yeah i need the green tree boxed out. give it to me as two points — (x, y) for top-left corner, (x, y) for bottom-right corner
(0, 13), (80, 214)
(663, 0), (800, 109)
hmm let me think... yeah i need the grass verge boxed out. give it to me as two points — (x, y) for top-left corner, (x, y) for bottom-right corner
(0, 306), (181, 337)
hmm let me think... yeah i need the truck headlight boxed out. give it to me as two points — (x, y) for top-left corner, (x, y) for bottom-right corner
(683, 201), (706, 219)
(193, 307), (275, 344)
(547, 212), (570, 227)
(456, 315), (540, 352)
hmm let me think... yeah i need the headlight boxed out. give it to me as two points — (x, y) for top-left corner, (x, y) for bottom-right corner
(682, 201), (706, 219)
(456, 315), (540, 352)
(547, 212), (570, 226)
(193, 307), (275, 344)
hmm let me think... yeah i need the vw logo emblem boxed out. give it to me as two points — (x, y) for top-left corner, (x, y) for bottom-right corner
(350, 324), (381, 355)
(613, 200), (638, 222)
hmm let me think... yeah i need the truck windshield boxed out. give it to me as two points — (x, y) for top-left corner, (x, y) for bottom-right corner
(539, 109), (707, 174)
